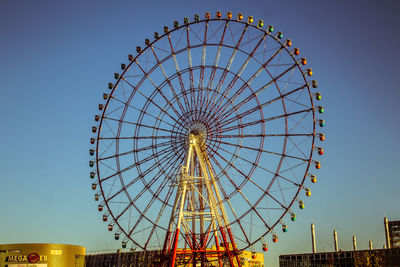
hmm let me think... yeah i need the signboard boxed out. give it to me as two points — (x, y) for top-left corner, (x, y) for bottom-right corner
(4, 252), (47, 267)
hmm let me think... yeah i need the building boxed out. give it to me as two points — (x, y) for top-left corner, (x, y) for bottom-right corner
(279, 248), (400, 266)
(0, 243), (85, 267)
(279, 218), (400, 266)
(85, 250), (161, 267)
(388, 220), (400, 248)
(85, 249), (264, 267)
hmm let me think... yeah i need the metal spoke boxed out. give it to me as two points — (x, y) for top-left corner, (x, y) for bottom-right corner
(103, 116), (178, 135)
(130, 61), (185, 125)
(202, 21), (229, 112)
(210, 30), (265, 115)
(117, 78), (185, 129)
(99, 145), (174, 183)
(214, 83), (307, 129)
(148, 44), (187, 115)
(166, 32), (191, 112)
(107, 149), (178, 202)
(209, 24), (249, 110)
(209, 63), (299, 130)
(216, 108), (312, 134)
(111, 96), (177, 129)
(218, 138), (309, 163)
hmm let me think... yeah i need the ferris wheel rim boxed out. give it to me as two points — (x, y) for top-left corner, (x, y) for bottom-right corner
(91, 13), (323, 252)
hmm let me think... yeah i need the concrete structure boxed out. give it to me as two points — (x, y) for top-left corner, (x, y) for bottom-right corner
(352, 235), (357, 251)
(333, 229), (338, 252)
(311, 223), (316, 254)
(385, 217), (391, 249)
(0, 243), (85, 267)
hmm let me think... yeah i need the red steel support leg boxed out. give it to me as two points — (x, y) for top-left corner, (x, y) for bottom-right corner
(162, 231), (171, 254)
(170, 229), (180, 267)
(200, 233), (206, 267)
(227, 227), (242, 267)
(214, 232), (223, 267)
(192, 232), (197, 267)
(161, 231), (172, 266)
(219, 226), (235, 267)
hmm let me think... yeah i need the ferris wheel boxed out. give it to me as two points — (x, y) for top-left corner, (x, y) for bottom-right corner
(89, 11), (325, 266)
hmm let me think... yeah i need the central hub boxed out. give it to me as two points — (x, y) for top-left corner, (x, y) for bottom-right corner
(187, 122), (207, 146)
(190, 129), (201, 136)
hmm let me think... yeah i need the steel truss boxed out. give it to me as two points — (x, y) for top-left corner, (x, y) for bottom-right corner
(162, 132), (241, 266)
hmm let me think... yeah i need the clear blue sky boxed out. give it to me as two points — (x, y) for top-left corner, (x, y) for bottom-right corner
(1, 0), (399, 266)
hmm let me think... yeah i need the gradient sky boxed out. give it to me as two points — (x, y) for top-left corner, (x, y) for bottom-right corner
(1, 0), (399, 266)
